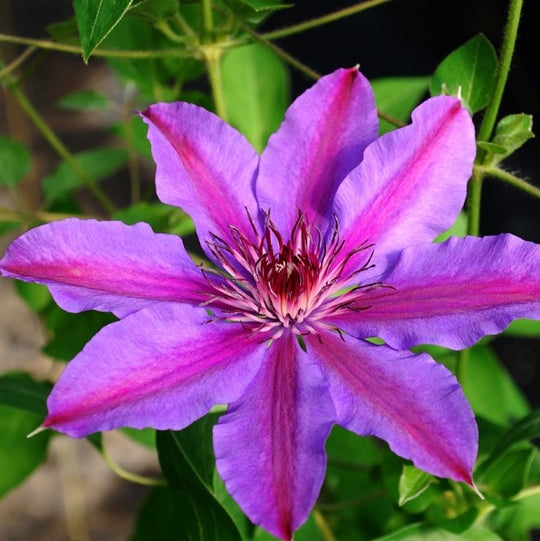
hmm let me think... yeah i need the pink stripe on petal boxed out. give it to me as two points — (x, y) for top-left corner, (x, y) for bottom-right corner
(214, 333), (335, 540)
(43, 304), (266, 437)
(0, 219), (209, 317)
(257, 67), (378, 234)
(141, 103), (260, 247)
(334, 96), (475, 266)
(329, 234), (540, 350)
(307, 332), (477, 484)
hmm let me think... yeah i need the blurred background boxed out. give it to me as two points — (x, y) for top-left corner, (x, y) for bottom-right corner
(1, 1), (538, 539)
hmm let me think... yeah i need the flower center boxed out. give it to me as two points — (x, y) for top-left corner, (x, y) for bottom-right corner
(202, 211), (381, 337)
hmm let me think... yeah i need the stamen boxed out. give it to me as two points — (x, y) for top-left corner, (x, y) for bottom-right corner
(200, 209), (387, 337)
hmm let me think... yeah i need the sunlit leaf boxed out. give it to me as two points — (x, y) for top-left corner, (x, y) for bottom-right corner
(479, 448), (536, 498)
(371, 76), (429, 134)
(460, 345), (530, 425)
(0, 135), (31, 187)
(503, 318), (540, 338)
(487, 113), (535, 164)
(14, 281), (52, 312)
(222, 43), (289, 152)
(398, 465), (436, 506)
(374, 523), (503, 540)
(74, 0), (135, 61)
(430, 34), (498, 113)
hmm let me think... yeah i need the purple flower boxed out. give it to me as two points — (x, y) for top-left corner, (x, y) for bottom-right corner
(2, 67), (540, 540)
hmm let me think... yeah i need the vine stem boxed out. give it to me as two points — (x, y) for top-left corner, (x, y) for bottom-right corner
(100, 446), (166, 487)
(467, 0), (524, 237)
(476, 164), (540, 198)
(0, 33), (194, 58)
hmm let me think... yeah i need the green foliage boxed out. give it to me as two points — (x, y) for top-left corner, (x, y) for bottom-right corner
(0, 404), (51, 498)
(480, 113), (535, 165)
(371, 77), (429, 134)
(460, 345), (529, 426)
(56, 90), (110, 110)
(149, 423), (243, 540)
(430, 34), (498, 112)
(0, 372), (51, 417)
(42, 148), (127, 201)
(0, 135), (31, 187)
(398, 465), (436, 506)
(222, 44), (290, 152)
(74, 0), (135, 61)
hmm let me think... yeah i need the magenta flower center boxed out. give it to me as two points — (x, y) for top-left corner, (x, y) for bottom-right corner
(203, 212), (381, 337)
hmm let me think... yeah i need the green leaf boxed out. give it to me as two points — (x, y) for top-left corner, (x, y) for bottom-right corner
(503, 318), (540, 338)
(56, 90), (109, 110)
(398, 465), (436, 506)
(435, 211), (468, 242)
(0, 405), (51, 497)
(42, 148), (127, 201)
(223, 0), (292, 23)
(122, 427), (156, 449)
(374, 523), (503, 540)
(155, 426), (243, 541)
(130, 0), (179, 21)
(157, 415), (218, 491)
(479, 448), (535, 498)
(113, 202), (195, 236)
(460, 345), (529, 425)
(131, 484), (242, 541)
(430, 34), (498, 113)
(0, 372), (51, 417)
(42, 305), (117, 361)
(74, 0), (135, 61)
(104, 16), (203, 101)
(487, 113), (534, 164)
(0, 135), (31, 186)
(488, 410), (540, 464)
(14, 281), (52, 312)
(222, 43), (289, 152)
(371, 76), (430, 134)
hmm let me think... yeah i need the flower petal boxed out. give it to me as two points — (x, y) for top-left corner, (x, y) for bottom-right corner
(213, 333), (335, 541)
(141, 102), (260, 246)
(329, 234), (540, 350)
(307, 332), (477, 484)
(0, 219), (209, 317)
(256, 67), (378, 234)
(333, 96), (475, 265)
(43, 304), (266, 437)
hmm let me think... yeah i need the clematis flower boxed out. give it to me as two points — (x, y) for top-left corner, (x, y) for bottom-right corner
(2, 67), (540, 540)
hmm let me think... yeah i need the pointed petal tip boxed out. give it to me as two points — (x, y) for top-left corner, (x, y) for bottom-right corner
(27, 425), (48, 438)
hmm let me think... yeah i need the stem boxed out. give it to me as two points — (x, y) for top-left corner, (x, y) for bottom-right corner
(201, 0), (215, 43)
(238, 21), (321, 80)
(0, 206), (83, 223)
(477, 164), (540, 198)
(312, 509), (337, 541)
(467, 0), (524, 237)
(0, 45), (35, 79)
(0, 33), (194, 58)
(467, 165), (484, 236)
(262, 0), (393, 41)
(7, 82), (116, 214)
(477, 0), (523, 144)
(101, 447), (165, 487)
(202, 46), (228, 121)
